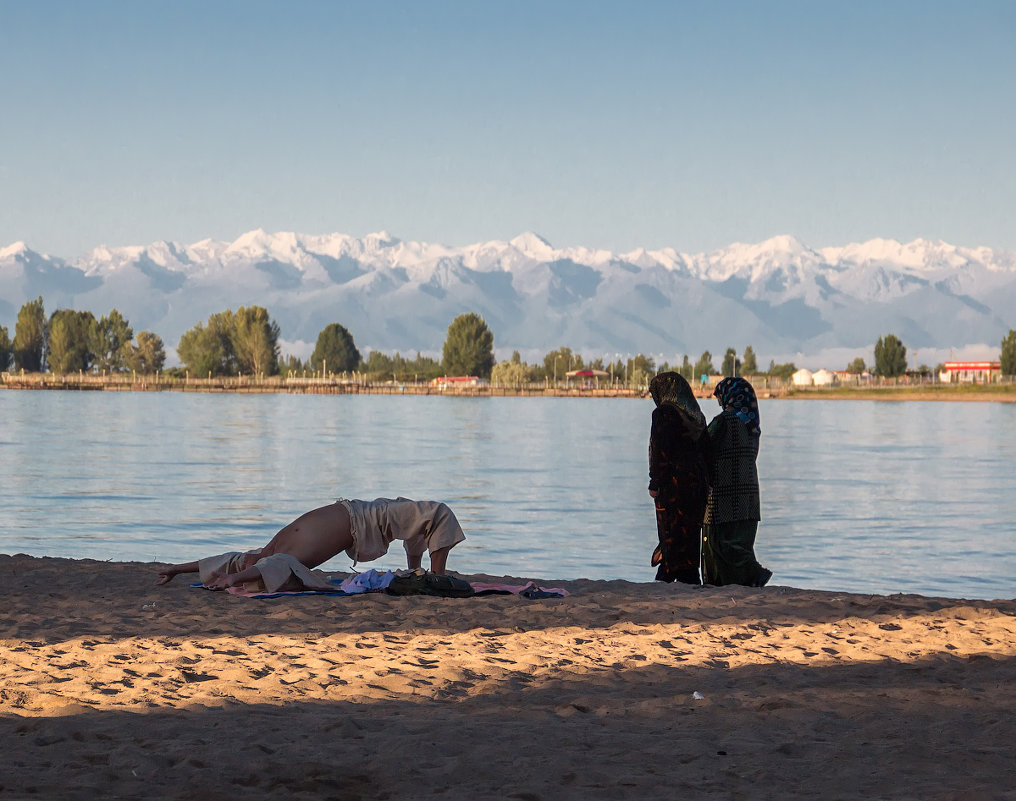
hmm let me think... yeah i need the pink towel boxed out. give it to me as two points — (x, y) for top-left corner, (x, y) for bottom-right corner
(470, 580), (569, 596)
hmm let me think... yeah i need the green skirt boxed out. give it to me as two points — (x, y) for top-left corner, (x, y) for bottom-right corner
(702, 520), (770, 587)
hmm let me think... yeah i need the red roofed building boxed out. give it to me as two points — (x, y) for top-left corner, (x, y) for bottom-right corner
(939, 361), (1001, 383)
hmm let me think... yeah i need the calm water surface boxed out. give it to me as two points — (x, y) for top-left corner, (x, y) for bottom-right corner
(1, 391), (1013, 599)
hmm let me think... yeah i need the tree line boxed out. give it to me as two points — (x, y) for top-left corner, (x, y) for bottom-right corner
(2, 296), (1015, 381)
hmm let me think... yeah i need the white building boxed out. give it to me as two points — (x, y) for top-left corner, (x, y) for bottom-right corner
(792, 368), (814, 386)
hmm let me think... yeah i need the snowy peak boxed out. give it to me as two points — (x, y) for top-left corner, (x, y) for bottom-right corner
(509, 232), (556, 259)
(1, 231), (1013, 367)
(0, 241), (32, 260)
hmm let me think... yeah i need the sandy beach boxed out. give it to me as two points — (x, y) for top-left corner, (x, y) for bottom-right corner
(2, 554), (1015, 800)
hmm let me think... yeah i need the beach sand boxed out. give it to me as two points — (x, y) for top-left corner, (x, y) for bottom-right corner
(2, 554), (1014, 800)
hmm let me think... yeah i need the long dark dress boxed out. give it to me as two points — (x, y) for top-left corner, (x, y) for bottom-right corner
(701, 407), (770, 587)
(648, 402), (710, 584)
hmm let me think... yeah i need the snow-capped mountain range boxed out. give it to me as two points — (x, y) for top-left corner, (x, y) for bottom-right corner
(2, 231), (1014, 368)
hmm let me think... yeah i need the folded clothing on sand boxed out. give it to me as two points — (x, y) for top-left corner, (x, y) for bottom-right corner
(198, 550), (336, 593)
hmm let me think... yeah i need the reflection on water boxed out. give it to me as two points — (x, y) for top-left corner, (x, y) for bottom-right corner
(1, 391), (1013, 599)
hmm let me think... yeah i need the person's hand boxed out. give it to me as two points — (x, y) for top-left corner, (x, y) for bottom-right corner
(155, 570), (175, 586)
(205, 570), (234, 591)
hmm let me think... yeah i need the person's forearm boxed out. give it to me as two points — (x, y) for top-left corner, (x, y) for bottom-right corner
(219, 564), (263, 586)
(170, 561), (200, 576)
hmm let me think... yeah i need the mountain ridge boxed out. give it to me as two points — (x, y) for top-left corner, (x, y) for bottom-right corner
(2, 231), (1013, 367)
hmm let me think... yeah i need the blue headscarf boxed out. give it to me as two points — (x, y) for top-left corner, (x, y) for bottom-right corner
(713, 377), (760, 436)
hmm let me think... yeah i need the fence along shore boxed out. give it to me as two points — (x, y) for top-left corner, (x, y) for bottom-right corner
(3, 370), (1014, 400)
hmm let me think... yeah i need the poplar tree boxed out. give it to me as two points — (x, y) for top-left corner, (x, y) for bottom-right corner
(48, 309), (98, 374)
(1001, 329), (1016, 376)
(0, 325), (11, 371)
(311, 323), (361, 373)
(442, 313), (495, 377)
(232, 305), (280, 375)
(693, 350), (715, 379)
(13, 296), (47, 372)
(874, 334), (907, 377)
(130, 331), (166, 373)
(92, 309), (134, 373)
(741, 346), (758, 375)
(721, 347), (740, 377)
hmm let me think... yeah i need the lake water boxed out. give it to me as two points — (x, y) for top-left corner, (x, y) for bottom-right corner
(1, 391), (1013, 600)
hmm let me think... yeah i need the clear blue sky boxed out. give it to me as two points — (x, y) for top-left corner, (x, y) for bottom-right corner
(2, 0), (1014, 258)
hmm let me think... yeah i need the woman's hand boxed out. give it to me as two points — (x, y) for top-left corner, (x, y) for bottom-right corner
(155, 569), (176, 586)
(205, 570), (235, 591)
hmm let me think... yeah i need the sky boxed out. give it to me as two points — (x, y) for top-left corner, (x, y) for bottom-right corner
(1, 0), (1014, 259)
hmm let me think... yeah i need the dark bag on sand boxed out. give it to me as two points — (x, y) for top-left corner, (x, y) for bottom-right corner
(386, 572), (475, 598)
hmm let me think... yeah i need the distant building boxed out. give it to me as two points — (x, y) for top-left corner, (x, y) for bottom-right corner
(430, 376), (487, 389)
(812, 369), (839, 386)
(792, 368), (814, 387)
(939, 361), (1001, 383)
(833, 370), (869, 385)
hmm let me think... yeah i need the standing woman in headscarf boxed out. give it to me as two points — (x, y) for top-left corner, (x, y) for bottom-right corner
(647, 372), (711, 584)
(702, 377), (772, 587)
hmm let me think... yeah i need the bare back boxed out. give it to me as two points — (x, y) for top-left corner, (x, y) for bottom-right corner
(259, 502), (353, 568)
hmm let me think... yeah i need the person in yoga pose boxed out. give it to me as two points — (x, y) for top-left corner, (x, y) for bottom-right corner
(155, 497), (465, 591)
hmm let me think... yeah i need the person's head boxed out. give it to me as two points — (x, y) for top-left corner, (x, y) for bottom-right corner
(713, 377), (760, 435)
(649, 371), (706, 430)
(649, 371), (694, 408)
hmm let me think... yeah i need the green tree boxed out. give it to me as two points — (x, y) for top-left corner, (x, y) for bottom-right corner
(232, 305), (280, 375)
(543, 346), (583, 382)
(129, 331), (166, 373)
(629, 353), (655, 388)
(442, 313), (495, 377)
(491, 359), (532, 387)
(48, 309), (98, 374)
(311, 323), (361, 373)
(178, 311), (237, 377)
(768, 361), (797, 380)
(360, 349), (393, 378)
(693, 350), (715, 379)
(721, 347), (740, 377)
(91, 309), (134, 373)
(13, 296), (47, 372)
(0, 325), (11, 371)
(741, 346), (758, 375)
(1001, 329), (1016, 376)
(679, 354), (693, 380)
(846, 356), (867, 373)
(874, 333), (907, 377)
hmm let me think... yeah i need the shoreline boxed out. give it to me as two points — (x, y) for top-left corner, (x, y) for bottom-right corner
(3, 372), (1014, 402)
(2, 554), (1014, 798)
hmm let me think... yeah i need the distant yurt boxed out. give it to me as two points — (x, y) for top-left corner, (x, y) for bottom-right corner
(792, 368), (814, 386)
(812, 369), (839, 386)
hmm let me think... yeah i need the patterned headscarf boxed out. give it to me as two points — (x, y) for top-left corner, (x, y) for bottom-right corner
(713, 377), (761, 436)
(649, 372), (706, 431)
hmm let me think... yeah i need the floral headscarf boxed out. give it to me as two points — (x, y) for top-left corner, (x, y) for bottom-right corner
(713, 377), (760, 436)
(649, 372), (706, 431)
